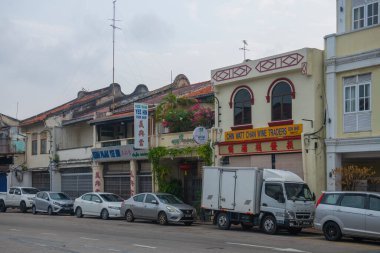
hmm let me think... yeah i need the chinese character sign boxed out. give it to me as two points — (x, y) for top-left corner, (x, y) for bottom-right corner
(134, 103), (148, 149)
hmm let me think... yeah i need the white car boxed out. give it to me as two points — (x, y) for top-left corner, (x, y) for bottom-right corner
(74, 192), (124, 220)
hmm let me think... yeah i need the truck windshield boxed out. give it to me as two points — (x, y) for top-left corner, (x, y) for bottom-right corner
(21, 188), (39, 194)
(284, 183), (313, 201)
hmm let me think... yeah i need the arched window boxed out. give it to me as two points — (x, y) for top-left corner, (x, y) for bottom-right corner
(271, 82), (292, 121)
(234, 89), (252, 125)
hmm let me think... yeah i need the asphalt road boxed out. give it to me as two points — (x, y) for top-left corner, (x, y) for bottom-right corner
(1, 210), (380, 253)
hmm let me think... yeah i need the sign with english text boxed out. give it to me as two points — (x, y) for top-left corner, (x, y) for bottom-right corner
(134, 103), (148, 149)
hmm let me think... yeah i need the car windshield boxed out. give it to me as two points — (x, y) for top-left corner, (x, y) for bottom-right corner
(50, 193), (70, 200)
(284, 183), (313, 201)
(22, 188), (39, 194)
(99, 194), (123, 202)
(156, 194), (183, 204)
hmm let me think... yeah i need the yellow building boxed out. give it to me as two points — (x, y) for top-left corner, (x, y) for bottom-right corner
(325, 0), (380, 191)
(211, 48), (326, 196)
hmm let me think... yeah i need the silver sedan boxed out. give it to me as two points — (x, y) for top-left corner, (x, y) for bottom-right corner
(120, 193), (196, 226)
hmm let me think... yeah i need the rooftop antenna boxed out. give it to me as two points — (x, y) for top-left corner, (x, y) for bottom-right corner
(110, 0), (121, 84)
(239, 40), (249, 61)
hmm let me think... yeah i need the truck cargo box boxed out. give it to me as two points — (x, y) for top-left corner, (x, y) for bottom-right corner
(201, 166), (263, 215)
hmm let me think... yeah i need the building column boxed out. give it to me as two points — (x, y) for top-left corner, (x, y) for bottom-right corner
(92, 163), (104, 192)
(326, 152), (342, 191)
(130, 160), (137, 196)
(50, 162), (61, 192)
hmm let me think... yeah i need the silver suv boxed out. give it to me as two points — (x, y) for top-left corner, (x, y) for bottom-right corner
(314, 191), (380, 241)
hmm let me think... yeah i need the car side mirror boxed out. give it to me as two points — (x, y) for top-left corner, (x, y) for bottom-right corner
(95, 199), (102, 203)
(151, 200), (158, 205)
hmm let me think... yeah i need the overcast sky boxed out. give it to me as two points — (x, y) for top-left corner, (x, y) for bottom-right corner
(0, 0), (336, 120)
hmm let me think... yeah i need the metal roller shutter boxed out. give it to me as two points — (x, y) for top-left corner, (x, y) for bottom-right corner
(32, 171), (50, 191)
(104, 175), (130, 199)
(61, 168), (92, 198)
(138, 174), (152, 193)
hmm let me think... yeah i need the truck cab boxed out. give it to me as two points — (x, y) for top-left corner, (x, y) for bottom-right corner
(260, 169), (315, 234)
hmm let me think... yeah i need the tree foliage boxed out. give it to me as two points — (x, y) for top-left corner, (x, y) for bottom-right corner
(332, 165), (380, 191)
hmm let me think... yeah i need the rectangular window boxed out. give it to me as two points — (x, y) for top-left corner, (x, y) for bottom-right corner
(353, 2), (379, 29)
(340, 194), (365, 209)
(369, 196), (380, 211)
(40, 132), (47, 154)
(343, 74), (372, 133)
(354, 6), (365, 29)
(32, 133), (38, 155)
(367, 2), (379, 26)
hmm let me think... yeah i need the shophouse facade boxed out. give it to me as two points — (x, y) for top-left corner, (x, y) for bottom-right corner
(325, 0), (380, 191)
(212, 48), (326, 196)
(0, 114), (25, 191)
(90, 75), (214, 204)
(20, 84), (125, 197)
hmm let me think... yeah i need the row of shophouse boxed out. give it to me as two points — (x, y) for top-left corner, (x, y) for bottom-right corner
(1, 0), (380, 204)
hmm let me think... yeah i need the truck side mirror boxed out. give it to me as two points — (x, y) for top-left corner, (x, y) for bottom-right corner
(312, 193), (316, 201)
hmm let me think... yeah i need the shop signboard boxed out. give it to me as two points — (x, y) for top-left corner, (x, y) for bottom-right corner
(92, 145), (148, 162)
(134, 103), (148, 149)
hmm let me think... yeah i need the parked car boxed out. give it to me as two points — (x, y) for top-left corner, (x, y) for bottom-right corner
(74, 192), (123, 220)
(32, 191), (74, 215)
(121, 192), (196, 226)
(0, 187), (39, 213)
(314, 191), (380, 241)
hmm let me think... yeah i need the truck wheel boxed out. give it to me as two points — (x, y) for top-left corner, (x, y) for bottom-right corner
(217, 212), (231, 230)
(261, 215), (277, 234)
(323, 221), (342, 241)
(20, 201), (27, 213)
(0, 200), (7, 212)
(288, 227), (302, 235)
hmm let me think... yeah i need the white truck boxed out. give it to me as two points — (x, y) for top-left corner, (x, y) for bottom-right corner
(0, 187), (39, 213)
(201, 166), (315, 234)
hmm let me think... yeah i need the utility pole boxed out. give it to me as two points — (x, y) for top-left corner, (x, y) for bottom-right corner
(110, 0), (121, 84)
(239, 40), (249, 61)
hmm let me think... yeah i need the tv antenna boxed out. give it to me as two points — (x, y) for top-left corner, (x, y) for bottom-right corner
(239, 40), (249, 61)
(110, 0), (121, 84)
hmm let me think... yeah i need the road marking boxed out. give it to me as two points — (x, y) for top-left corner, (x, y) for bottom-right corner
(34, 243), (47, 247)
(226, 242), (311, 253)
(108, 249), (121, 252)
(80, 237), (99, 241)
(133, 244), (156, 249)
(41, 232), (57, 236)
(9, 229), (21, 231)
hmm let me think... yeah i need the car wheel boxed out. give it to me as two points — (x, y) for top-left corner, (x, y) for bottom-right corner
(241, 222), (253, 230)
(288, 227), (302, 235)
(261, 215), (277, 235)
(20, 201), (27, 213)
(0, 200), (7, 212)
(48, 206), (53, 216)
(217, 212), (231, 230)
(125, 210), (134, 222)
(32, 205), (37, 215)
(184, 222), (193, 226)
(158, 212), (168, 225)
(101, 209), (109, 220)
(323, 221), (342, 241)
(75, 207), (83, 218)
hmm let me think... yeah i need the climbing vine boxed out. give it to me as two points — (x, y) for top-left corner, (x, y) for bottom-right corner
(148, 143), (213, 194)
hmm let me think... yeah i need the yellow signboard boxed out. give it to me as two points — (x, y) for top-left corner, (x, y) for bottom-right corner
(224, 124), (303, 142)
